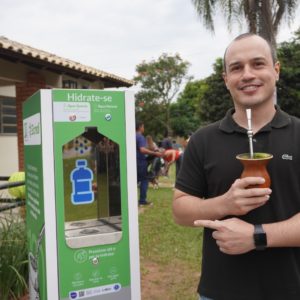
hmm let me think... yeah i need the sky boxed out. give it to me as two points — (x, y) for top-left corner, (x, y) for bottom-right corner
(1, 0), (300, 87)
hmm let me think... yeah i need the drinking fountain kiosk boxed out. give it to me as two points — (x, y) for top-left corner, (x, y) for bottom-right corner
(23, 89), (140, 300)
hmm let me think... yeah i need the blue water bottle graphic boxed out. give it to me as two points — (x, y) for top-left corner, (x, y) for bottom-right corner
(71, 159), (94, 205)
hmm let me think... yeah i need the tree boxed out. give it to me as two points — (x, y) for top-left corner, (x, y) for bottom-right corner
(198, 58), (232, 124)
(277, 28), (300, 117)
(170, 79), (208, 136)
(135, 92), (166, 138)
(191, 0), (299, 46)
(134, 53), (190, 135)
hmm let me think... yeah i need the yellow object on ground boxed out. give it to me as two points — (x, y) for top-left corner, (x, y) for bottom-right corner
(8, 172), (26, 199)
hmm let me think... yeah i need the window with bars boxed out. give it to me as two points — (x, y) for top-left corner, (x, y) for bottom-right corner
(62, 80), (78, 89)
(0, 97), (17, 134)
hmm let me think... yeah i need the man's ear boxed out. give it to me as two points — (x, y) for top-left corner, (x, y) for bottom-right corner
(222, 72), (228, 89)
(274, 61), (280, 81)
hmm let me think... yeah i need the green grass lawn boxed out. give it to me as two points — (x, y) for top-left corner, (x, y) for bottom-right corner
(139, 187), (203, 265)
(139, 165), (203, 299)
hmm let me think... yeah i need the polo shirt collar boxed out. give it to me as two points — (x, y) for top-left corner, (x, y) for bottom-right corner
(219, 105), (291, 133)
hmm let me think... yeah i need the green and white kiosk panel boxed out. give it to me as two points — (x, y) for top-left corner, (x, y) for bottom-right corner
(23, 89), (140, 300)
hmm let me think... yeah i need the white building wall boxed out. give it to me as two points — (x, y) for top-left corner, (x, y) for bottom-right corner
(0, 135), (18, 176)
(0, 84), (18, 176)
(0, 85), (16, 97)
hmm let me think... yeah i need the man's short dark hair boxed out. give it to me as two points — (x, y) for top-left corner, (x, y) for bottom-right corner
(136, 120), (144, 131)
(223, 33), (277, 72)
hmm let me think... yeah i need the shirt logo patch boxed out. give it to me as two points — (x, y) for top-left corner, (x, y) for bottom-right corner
(282, 154), (293, 160)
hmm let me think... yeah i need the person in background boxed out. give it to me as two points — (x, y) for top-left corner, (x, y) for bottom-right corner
(146, 135), (159, 152)
(161, 131), (173, 150)
(186, 132), (193, 144)
(146, 135), (161, 189)
(162, 148), (183, 178)
(172, 140), (181, 150)
(173, 33), (300, 300)
(136, 121), (162, 205)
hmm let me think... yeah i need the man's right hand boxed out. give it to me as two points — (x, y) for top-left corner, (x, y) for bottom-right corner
(222, 177), (272, 216)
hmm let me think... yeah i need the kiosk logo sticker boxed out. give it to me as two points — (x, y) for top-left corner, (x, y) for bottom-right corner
(74, 250), (88, 264)
(23, 113), (41, 145)
(53, 102), (91, 122)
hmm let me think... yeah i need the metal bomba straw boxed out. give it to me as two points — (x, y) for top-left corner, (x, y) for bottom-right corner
(246, 109), (254, 158)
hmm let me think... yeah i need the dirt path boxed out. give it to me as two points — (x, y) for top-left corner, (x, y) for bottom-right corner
(141, 258), (200, 300)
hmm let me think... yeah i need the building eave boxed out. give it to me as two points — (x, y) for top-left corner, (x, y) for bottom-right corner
(0, 36), (133, 88)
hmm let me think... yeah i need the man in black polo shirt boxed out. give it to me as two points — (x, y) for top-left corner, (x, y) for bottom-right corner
(173, 33), (300, 300)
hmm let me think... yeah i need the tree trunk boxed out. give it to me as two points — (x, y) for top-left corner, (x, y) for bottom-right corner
(245, 0), (258, 33)
(166, 103), (173, 136)
(244, 0), (276, 48)
(258, 0), (276, 48)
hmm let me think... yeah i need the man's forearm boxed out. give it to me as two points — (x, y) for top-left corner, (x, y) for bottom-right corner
(264, 212), (300, 247)
(172, 189), (228, 226)
(140, 147), (159, 156)
(173, 179), (272, 227)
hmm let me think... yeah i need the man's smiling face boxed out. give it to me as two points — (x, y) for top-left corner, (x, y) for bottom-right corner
(223, 35), (280, 110)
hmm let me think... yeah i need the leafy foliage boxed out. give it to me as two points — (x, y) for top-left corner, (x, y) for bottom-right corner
(191, 0), (299, 46)
(170, 79), (208, 136)
(135, 95), (166, 139)
(277, 29), (300, 117)
(170, 58), (232, 130)
(198, 58), (232, 124)
(170, 101), (199, 137)
(0, 215), (28, 299)
(134, 53), (190, 136)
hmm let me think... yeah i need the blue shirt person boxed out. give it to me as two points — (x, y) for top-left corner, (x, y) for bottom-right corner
(136, 121), (162, 205)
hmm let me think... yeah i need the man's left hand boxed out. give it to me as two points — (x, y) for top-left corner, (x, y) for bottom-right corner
(194, 218), (255, 255)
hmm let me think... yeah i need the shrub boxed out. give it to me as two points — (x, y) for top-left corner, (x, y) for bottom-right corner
(0, 214), (28, 299)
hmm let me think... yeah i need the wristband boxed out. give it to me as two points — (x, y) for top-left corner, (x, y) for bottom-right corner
(254, 224), (267, 250)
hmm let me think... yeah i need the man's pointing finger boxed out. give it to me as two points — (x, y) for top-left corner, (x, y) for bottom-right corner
(194, 220), (223, 230)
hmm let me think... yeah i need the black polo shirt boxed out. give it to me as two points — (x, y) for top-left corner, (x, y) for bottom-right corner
(176, 106), (300, 300)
